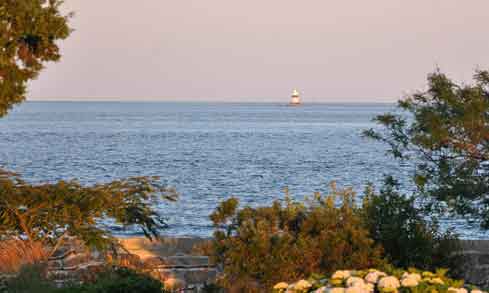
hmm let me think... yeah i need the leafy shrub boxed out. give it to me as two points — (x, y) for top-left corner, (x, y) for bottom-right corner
(3, 266), (165, 293)
(203, 184), (385, 292)
(61, 267), (164, 293)
(201, 283), (225, 293)
(3, 264), (56, 293)
(362, 177), (461, 273)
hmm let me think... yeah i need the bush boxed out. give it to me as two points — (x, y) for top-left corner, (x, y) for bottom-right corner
(203, 184), (385, 292)
(201, 283), (225, 293)
(3, 266), (165, 293)
(62, 267), (164, 293)
(3, 264), (57, 293)
(362, 177), (461, 273)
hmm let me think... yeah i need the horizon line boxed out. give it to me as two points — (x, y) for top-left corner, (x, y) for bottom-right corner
(27, 97), (398, 103)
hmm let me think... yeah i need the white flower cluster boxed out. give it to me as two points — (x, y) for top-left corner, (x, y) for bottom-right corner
(400, 272), (421, 287)
(273, 279), (313, 292)
(273, 269), (486, 293)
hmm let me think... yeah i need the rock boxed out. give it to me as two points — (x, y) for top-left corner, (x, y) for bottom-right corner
(144, 256), (210, 269)
(118, 237), (211, 259)
(164, 277), (186, 290)
(43, 236), (218, 290)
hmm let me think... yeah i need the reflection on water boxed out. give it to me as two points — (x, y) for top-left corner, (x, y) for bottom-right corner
(0, 101), (487, 238)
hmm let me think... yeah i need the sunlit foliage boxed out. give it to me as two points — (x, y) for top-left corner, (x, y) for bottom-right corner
(0, 0), (71, 117)
(364, 69), (489, 228)
(203, 184), (385, 292)
(0, 170), (177, 255)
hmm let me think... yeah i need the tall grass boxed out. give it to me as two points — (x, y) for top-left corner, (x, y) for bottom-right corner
(0, 240), (47, 274)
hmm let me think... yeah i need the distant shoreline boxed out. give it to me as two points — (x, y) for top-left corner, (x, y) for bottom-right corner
(24, 99), (396, 106)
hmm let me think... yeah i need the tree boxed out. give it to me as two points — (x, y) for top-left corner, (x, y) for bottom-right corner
(362, 177), (460, 272)
(0, 1), (181, 260)
(0, 0), (71, 117)
(364, 69), (489, 228)
(0, 170), (177, 255)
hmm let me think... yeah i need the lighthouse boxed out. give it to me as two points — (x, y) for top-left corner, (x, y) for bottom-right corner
(289, 89), (301, 105)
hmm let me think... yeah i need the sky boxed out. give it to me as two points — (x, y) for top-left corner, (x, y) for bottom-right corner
(28, 0), (489, 102)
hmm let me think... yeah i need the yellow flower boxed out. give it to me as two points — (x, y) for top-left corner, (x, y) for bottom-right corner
(422, 271), (435, 278)
(448, 288), (468, 293)
(294, 279), (312, 291)
(330, 279), (344, 286)
(273, 282), (289, 290)
(402, 273), (421, 282)
(332, 270), (352, 280)
(448, 287), (459, 293)
(365, 283), (375, 292)
(429, 278), (444, 285)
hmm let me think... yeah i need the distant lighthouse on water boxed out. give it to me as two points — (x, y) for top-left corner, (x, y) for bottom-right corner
(289, 89), (301, 106)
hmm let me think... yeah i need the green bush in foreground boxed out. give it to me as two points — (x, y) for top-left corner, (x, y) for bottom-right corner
(2, 264), (55, 293)
(61, 267), (164, 293)
(203, 184), (385, 292)
(4, 265), (165, 293)
(202, 182), (462, 292)
(362, 177), (461, 273)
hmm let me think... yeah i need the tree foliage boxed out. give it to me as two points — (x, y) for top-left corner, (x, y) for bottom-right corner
(0, 170), (177, 254)
(0, 0), (182, 264)
(0, 0), (71, 117)
(362, 177), (461, 272)
(364, 69), (489, 228)
(203, 185), (384, 292)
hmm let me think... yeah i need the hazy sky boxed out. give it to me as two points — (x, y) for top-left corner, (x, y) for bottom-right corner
(28, 1), (489, 102)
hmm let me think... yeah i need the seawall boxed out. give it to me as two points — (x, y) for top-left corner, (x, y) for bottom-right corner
(46, 237), (489, 291)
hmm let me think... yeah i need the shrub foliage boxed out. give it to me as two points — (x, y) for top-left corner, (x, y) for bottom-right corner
(63, 267), (165, 293)
(204, 184), (385, 291)
(3, 265), (165, 293)
(362, 177), (461, 272)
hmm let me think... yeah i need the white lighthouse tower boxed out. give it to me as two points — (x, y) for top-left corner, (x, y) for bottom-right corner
(289, 89), (301, 105)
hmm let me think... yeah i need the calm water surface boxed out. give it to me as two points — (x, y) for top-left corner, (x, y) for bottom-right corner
(0, 102), (486, 238)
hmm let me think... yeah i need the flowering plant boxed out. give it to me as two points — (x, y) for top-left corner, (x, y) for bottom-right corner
(273, 268), (482, 293)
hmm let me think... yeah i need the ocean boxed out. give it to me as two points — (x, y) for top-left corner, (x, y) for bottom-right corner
(0, 101), (486, 238)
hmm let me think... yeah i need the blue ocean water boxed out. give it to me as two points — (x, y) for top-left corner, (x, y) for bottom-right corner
(0, 101), (485, 238)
